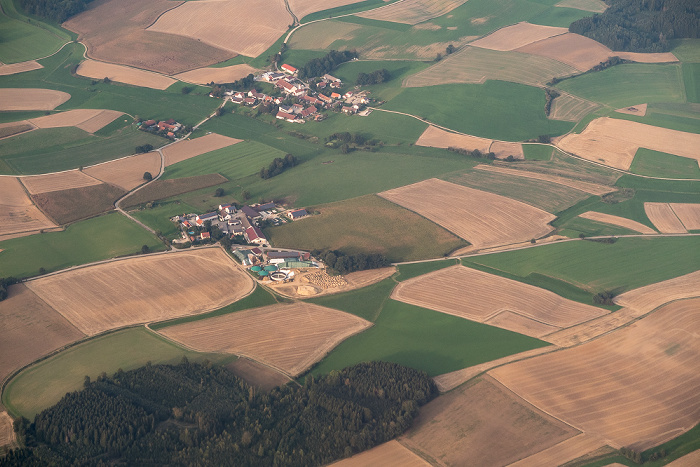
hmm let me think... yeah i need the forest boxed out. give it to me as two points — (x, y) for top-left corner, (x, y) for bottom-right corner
(312, 250), (391, 275)
(19, 0), (92, 22)
(2, 360), (436, 466)
(298, 50), (358, 79)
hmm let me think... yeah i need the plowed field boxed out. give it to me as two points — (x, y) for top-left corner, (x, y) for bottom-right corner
(578, 211), (657, 234)
(415, 125), (492, 153)
(550, 93), (600, 121)
(0, 88), (70, 111)
(289, 0), (367, 21)
(225, 358), (291, 391)
(644, 202), (687, 233)
(27, 109), (123, 133)
(474, 165), (613, 195)
(509, 433), (608, 467)
(20, 170), (102, 195)
(357, 0), (467, 25)
(0, 60), (42, 76)
(555, 0), (607, 13)
(615, 270), (700, 314)
(31, 183), (126, 225)
(163, 133), (242, 166)
(670, 203), (700, 231)
(84, 152), (161, 191)
(470, 22), (568, 52)
(174, 64), (258, 85)
(0, 176), (56, 236)
(330, 440), (429, 467)
(76, 60), (175, 90)
(24, 248), (254, 336)
(0, 411), (14, 446)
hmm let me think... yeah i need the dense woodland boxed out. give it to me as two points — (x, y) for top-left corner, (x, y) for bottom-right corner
(569, 0), (700, 52)
(298, 50), (358, 79)
(313, 250), (391, 274)
(19, 0), (92, 22)
(259, 154), (298, 179)
(3, 360), (436, 466)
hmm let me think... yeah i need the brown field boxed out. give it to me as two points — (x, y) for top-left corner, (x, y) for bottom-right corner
(491, 298), (700, 451)
(0, 284), (84, 386)
(0, 411), (14, 446)
(555, 0), (608, 13)
(0, 60), (43, 76)
(614, 270), (700, 315)
(666, 449), (700, 467)
(379, 178), (556, 249)
(415, 125), (492, 153)
(84, 152), (161, 191)
(20, 170), (102, 195)
(670, 203), (700, 231)
(557, 117), (700, 170)
(27, 109), (123, 133)
(24, 248), (254, 336)
(470, 22), (568, 51)
(509, 433), (609, 467)
(489, 141), (524, 159)
(550, 93), (601, 121)
(31, 183), (125, 225)
(288, 20), (363, 50)
(543, 306), (646, 347)
(616, 51), (678, 63)
(392, 265), (607, 337)
(174, 64), (259, 85)
(401, 376), (579, 466)
(330, 440), (430, 467)
(148, 0), (289, 58)
(64, 0), (232, 75)
(288, 0), (368, 21)
(158, 302), (372, 377)
(76, 60), (175, 90)
(0, 176), (57, 236)
(345, 267), (396, 289)
(357, 0), (467, 25)
(644, 202), (687, 233)
(273, 267), (397, 299)
(579, 211), (657, 234)
(616, 103), (648, 117)
(225, 358), (292, 391)
(360, 35), (477, 61)
(121, 173), (227, 208)
(0, 88), (70, 111)
(0, 121), (35, 139)
(163, 133), (242, 166)
(474, 164), (614, 195)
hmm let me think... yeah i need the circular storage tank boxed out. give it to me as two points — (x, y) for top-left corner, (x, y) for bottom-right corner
(270, 271), (288, 281)
(251, 266), (262, 272)
(264, 265), (278, 272)
(258, 270), (269, 277)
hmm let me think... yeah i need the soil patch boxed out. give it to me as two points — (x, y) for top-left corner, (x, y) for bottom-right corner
(0, 411), (15, 447)
(670, 203), (700, 231)
(578, 211), (657, 234)
(470, 22), (568, 51)
(163, 133), (242, 166)
(509, 433), (608, 467)
(474, 164), (614, 195)
(0, 60), (43, 76)
(615, 270), (700, 315)
(615, 103), (648, 117)
(27, 109), (123, 133)
(31, 183), (125, 225)
(554, 0), (607, 13)
(225, 357), (291, 391)
(330, 440), (430, 467)
(644, 202), (687, 233)
(0, 176), (57, 236)
(415, 125), (492, 153)
(20, 170), (102, 195)
(174, 64), (259, 85)
(358, 0), (467, 25)
(77, 60), (175, 90)
(0, 88), (70, 111)
(84, 151), (161, 191)
(121, 173), (227, 208)
(489, 141), (524, 160)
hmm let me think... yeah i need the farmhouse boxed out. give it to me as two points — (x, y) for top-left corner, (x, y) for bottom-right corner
(323, 74), (341, 83)
(245, 226), (267, 245)
(287, 208), (308, 220)
(241, 205), (261, 219)
(266, 250), (311, 263)
(262, 71), (286, 82)
(243, 97), (256, 106)
(300, 106), (318, 118)
(198, 232), (211, 241)
(331, 92), (342, 100)
(318, 94), (333, 104)
(341, 106), (356, 115)
(196, 212), (218, 225)
(275, 111), (297, 122)
(254, 202), (276, 212)
(281, 64), (297, 75)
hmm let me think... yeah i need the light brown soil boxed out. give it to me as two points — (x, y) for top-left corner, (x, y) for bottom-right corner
(401, 376), (579, 466)
(644, 202), (687, 233)
(557, 117), (700, 170)
(474, 164), (614, 195)
(174, 64), (259, 85)
(84, 152), (161, 191)
(359, 36), (477, 61)
(0, 121), (35, 139)
(616, 51), (678, 63)
(288, 0), (368, 22)
(614, 270), (700, 315)
(670, 203), (700, 231)
(615, 103), (648, 117)
(28, 109), (123, 133)
(271, 268), (395, 299)
(0, 88), (70, 111)
(121, 173), (227, 208)
(491, 298), (700, 451)
(0, 176), (57, 236)
(0, 60), (43, 76)
(159, 302), (372, 377)
(0, 284), (84, 386)
(20, 170), (102, 195)
(330, 440), (430, 467)
(163, 133), (242, 166)
(579, 211), (657, 234)
(0, 411), (14, 447)
(344, 267), (396, 289)
(486, 311), (560, 337)
(549, 93), (601, 122)
(415, 125), (492, 153)
(542, 306), (646, 347)
(666, 449), (700, 467)
(489, 141), (524, 160)
(64, 0), (232, 75)
(225, 357), (292, 391)
(470, 22), (569, 51)
(379, 178), (556, 249)
(77, 60), (175, 90)
(25, 248), (254, 336)
(288, 20), (363, 50)
(31, 183), (126, 225)
(509, 433), (607, 467)
(357, 0), (467, 25)
(554, 0), (608, 13)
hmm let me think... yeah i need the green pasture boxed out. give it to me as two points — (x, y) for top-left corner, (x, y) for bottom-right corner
(301, 0), (400, 23)
(609, 103), (700, 134)
(593, 189), (700, 229)
(0, 213), (163, 278)
(332, 60), (431, 100)
(2, 327), (233, 419)
(308, 276), (397, 322)
(383, 81), (574, 141)
(523, 144), (554, 161)
(0, 0), (70, 63)
(0, 111), (46, 124)
(671, 39), (700, 63)
(615, 174), (700, 194)
(682, 63), (700, 103)
(630, 148), (700, 179)
(129, 200), (200, 240)
(557, 216), (640, 238)
(528, 5), (591, 27)
(395, 259), (459, 282)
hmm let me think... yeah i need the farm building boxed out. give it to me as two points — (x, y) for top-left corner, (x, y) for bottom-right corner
(331, 92), (342, 100)
(277, 260), (317, 269)
(241, 206), (261, 219)
(281, 64), (297, 74)
(318, 94), (333, 104)
(262, 72), (286, 82)
(196, 212), (218, 225)
(323, 74), (340, 83)
(245, 226), (267, 245)
(232, 248), (261, 266)
(254, 202), (276, 212)
(300, 106), (318, 118)
(287, 209), (308, 220)
(276, 111), (297, 122)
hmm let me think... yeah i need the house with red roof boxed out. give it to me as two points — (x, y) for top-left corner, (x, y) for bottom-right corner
(245, 226), (267, 245)
(281, 64), (297, 74)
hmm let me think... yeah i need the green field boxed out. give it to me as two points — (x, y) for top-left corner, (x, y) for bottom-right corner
(557, 216), (640, 239)
(2, 327), (233, 419)
(307, 276), (397, 321)
(0, 213), (163, 278)
(630, 148), (700, 179)
(300, 0), (399, 23)
(383, 81), (574, 141)
(264, 194), (467, 262)
(522, 143), (554, 161)
(671, 39), (700, 63)
(331, 60), (431, 100)
(682, 63), (700, 103)
(610, 103), (700, 134)
(0, 0), (70, 63)
(395, 259), (459, 282)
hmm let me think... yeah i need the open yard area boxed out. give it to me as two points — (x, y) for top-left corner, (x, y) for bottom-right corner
(0, 176), (57, 237)
(0, 88), (70, 111)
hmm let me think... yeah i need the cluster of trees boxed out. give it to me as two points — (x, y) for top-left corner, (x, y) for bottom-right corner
(313, 249), (391, 275)
(593, 290), (617, 305)
(134, 144), (154, 154)
(209, 74), (258, 97)
(356, 69), (390, 85)
(447, 147), (497, 160)
(297, 50), (358, 79)
(5, 360), (436, 465)
(544, 88), (560, 116)
(0, 277), (19, 301)
(569, 0), (699, 52)
(19, 0), (92, 22)
(326, 132), (381, 153)
(259, 153), (298, 179)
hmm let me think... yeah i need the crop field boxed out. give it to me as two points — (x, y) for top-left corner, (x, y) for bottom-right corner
(554, 0), (607, 12)
(31, 183), (126, 225)
(163, 133), (242, 167)
(615, 270), (700, 315)
(20, 170), (102, 194)
(491, 298), (700, 451)
(612, 102), (700, 135)
(25, 248), (253, 336)
(577, 211), (657, 234)
(27, 109), (124, 132)
(379, 178), (556, 249)
(670, 203), (700, 230)
(225, 358), (291, 391)
(509, 433), (610, 467)
(0, 6), (67, 64)
(288, 21), (364, 50)
(0, 411), (13, 446)
(357, 0), (468, 25)
(332, 59), (431, 101)
(470, 22), (568, 51)
(392, 265), (607, 337)
(629, 148), (700, 179)
(400, 376), (578, 466)
(0, 88), (70, 111)
(331, 440), (429, 467)
(414, 125), (492, 153)
(644, 202), (688, 233)
(0, 60), (42, 76)
(121, 174), (226, 208)
(174, 64), (259, 85)
(616, 102), (648, 116)
(288, 0), (370, 23)
(489, 141), (524, 159)
(264, 194), (466, 262)
(557, 117), (700, 170)
(0, 176), (56, 237)
(0, 212), (163, 278)
(84, 151), (161, 191)
(158, 302), (372, 377)
(76, 60), (176, 90)
(549, 93), (601, 121)
(683, 63), (700, 103)
(474, 164), (614, 195)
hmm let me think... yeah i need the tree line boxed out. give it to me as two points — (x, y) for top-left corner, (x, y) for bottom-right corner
(19, 0), (92, 22)
(0, 277), (19, 301)
(356, 69), (390, 85)
(298, 50), (358, 79)
(312, 249), (391, 275)
(4, 360), (436, 465)
(259, 153), (298, 179)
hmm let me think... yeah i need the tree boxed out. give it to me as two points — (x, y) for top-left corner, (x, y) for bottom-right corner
(135, 144), (154, 154)
(446, 44), (456, 54)
(435, 53), (442, 62)
(141, 245), (150, 254)
(214, 187), (225, 197)
(143, 172), (153, 181)
(181, 86), (193, 94)
(103, 77), (110, 84)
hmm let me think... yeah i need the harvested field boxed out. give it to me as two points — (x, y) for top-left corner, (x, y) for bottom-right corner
(174, 64), (259, 85)
(614, 270), (700, 315)
(490, 141), (523, 159)
(64, 0), (232, 75)
(0, 88), (70, 111)
(20, 170), (102, 195)
(509, 433), (608, 467)
(84, 152), (161, 191)
(330, 440), (430, 467)
(148, 0), (289, 58)
(401, 376), (578, 467)
(27, 109), (123, 133)
(550, 93), (600, 122)
(392, 265), (607, 337)
(666, 449), (700, 467)
(121, 173), (227, 208)
(0, 284), (84, 386)
(543, 306), (647, 347)
(579, 211), (657, 234)
(555, 0), (607, 13)
(557, 117), (700, 170)
(470, 22), (568, 52)
(24, 248), (254, 336)
(491, 298), (700, 451)
(0, 60), (42, 76)
(225, 358), (291, 391)
(360, 35), (477, 61)
(31, 183), (125, 225)
(0, 176), (56, 236)
(289, 0), (367, 22)
(344, 267), (396, 289)
(616, 103), (648, 117)
(415, 125), (491, 153)
(379, 178), (556, 249)
(288, 20), (362, 50)
(670, 203), (700, 231)
(158, 302), (372, 377)
(616, 51), (679, 63)
(644, 202), (687, 234)
(474, 164), (614, 195)
(0, 122), (35, 139)
(0, 411), (14, 446)
(163, 133), (242, 166)
(272, 267), (396, 299)
(76, 60), (175, 90)
(357, 0), (468, 25)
